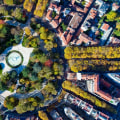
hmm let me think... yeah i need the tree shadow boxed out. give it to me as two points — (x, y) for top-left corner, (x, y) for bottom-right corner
(0, 63), (5, 69)
(13, 65), (26, 74)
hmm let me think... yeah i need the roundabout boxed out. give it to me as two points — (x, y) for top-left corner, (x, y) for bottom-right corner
(6, 51), (23, 68)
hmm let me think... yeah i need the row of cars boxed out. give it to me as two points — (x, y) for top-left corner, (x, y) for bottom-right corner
(64, 93), (110, 120)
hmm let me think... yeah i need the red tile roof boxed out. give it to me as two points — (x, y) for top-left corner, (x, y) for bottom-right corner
(46, 3), (61, 22)
(89, 8), (97, 19)
(50, 15), (62, 28)
(49, 3), (61, 14)
(46, 9), (53, 21)
(112, 3), (120, 10)
(61, 27), (75, 45)
(76, 33), (99, 45)
(101, 23), (110, 31)
(81, 74), (99, 81)
(81, 74), (113, 101)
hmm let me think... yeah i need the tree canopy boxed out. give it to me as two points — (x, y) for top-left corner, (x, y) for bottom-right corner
(106, 11), (117, 22)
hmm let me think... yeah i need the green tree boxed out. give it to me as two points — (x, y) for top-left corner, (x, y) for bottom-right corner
(38, 111), (49, 120)
(44, 41), (54, 51)
(0, 6), (8, 16)
(47, 31), (54, 40)
(4, 96), (19, 110)
(114, 29), (120, 37)
(12, 8), (22, 20)
(19, 79), (25, 84)
(0, 82), (7, 90)
(16, 104), (27, 114)
(29, 72), (38, 81)
(0, 64), (2, 75)
(40, 32), (47, 40)
(13, 0), (23, 5)
(33, 82), (42, 90)
(37, 24), (41, 29)
(39, 54), (48, 64)
(33, 63), (41, 73)
(53, 62), (63, 76)
(38, 66), (54, 80)
(0, 115), (3, 120)
(106, 11), (117, 22)
(1, 72), (10, 84)
(43, 82), (57, 98)
(10, 70), (17, 79)
(30, 37), (39, 48)
(32, 101), (37, 107)
(22, 67), (30, 78)
(1, 26), (7, 35)
(39, 27), (46, 33)
(14, 35), (21, 44)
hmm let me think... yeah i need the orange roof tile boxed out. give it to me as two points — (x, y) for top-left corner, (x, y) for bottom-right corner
(76, 33), (99, 45)
(112, 3), (120, 10)
(49, 3), (61, 14)
(46, 9), (53, 21)
(89, 8), (97, 19)
(101, 23), (110, 31)
(50, 15), (62, 28)
(61, 27), (75, 45)
(81, 74), (113, 101)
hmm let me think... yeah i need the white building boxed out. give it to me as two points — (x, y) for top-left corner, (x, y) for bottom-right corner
(95, 0), (109, 17)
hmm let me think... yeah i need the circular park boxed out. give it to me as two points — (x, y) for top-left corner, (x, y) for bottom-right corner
(6, 51), (23, 68)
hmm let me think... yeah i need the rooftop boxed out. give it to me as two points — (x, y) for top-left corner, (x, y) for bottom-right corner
(112, 3), (120, 11)
(67, 72), (81, 80)
(101, 23), (110, 31)
(76, 33), (99, 45)
(109, 37), (120, 46)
